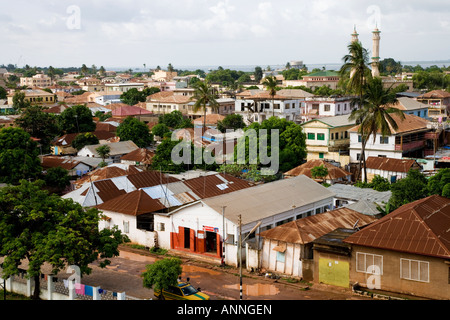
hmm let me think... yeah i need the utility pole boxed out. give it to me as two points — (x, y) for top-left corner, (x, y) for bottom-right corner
(221, 206), (227, 267)
(238, 214), (243, 301)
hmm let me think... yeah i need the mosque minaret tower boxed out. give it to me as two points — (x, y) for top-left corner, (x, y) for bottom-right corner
(371, 26), (381, 77)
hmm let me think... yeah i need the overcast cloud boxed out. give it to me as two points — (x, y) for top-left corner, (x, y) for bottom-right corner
(1, 0), (449, 69)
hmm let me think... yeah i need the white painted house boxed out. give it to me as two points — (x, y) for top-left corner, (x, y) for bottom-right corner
(154, 175), (335, 266)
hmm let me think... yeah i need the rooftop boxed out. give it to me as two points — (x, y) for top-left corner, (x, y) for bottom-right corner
(327, 183), (392, 204)
(348, 113), (428, 135)
(365, 156), (422, 173)
(259, 207), (377, 245)
(284, 160), (352, 180)
(344, 195), (450, 259)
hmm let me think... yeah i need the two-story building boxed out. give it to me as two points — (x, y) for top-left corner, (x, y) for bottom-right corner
(416, 90), (450, 121)
(349, 113), (431, 162)
(20, 74), (52, 88)
(7, 89), (56, 105)
(301, 96), (358, 123)
(234, 90), (301, 125)
(300, 114), (357, 166)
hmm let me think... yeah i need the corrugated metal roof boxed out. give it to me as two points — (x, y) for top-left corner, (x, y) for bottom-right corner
(96, 189), (166, 216)
(183, 173), (253, 199)
(365, 157), (421, 173)
(259, 207), (377, 244)
(344, 195), (450, 259)
(202, 175), (335, 225)
(285, 160), (352, 180)
(348, 113), (428, 135)
(327, 184), (391, 203)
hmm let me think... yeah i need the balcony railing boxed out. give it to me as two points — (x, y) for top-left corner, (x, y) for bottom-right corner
(395, 140), (425, 152)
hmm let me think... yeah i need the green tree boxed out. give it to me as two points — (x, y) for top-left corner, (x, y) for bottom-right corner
(96, 145), (111, 163)
(81, 64), (89, 76)
(0, 180), (129, 300)
(0, 87), (7, 99)
(72, 132), (100, 150)
(116, 116), (153, 148)
(12, 91), (31, 111)
(15, 105), (61, 152)
(152, 123), (170, 138)
(158, 110), (185, 129)
(95, 111), (112, 121)
(142, 257), (182, 293)
(311, 165), (329, 181)
(427, 168), (450, 197)
(254, 66), (263, 82)
(0, 127), (42, 184)
(42, 166), (71, 194)
(217, 114), (246, 133)
(262, 76), (278, 117)
(388, 169), (428, 211)
(370, 175), (391, 192)
(57, 104), (96, 134)
(191, 81), (219, 133)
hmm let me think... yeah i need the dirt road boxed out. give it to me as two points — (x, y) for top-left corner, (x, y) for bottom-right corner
(80, 247), (367, 301)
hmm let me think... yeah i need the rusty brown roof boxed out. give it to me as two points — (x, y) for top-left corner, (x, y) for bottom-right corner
(284, 160), (352, 180)
(73, 166), (129, 187)
(41, 156), (81, 170)
(343, 195), (450, 259)
(417, 89), (450, 99)
(349, 113), (428, 135)
(96, 189), (166, 216)
(259, 207), (377, 245)
(120, 148), (155, 164)
(127, 170), (180, 189)
(183, 173), (253, 199)
(365, 157), (421, 173)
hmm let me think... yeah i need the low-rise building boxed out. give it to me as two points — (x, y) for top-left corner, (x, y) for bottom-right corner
(362, 156), (422, 183)
(20, 74), (52, 88)
(7, 89), (56, 105)
(416, 90), (450, 121)
(301, 96), (357, 123)
(301, 114), (357, 166)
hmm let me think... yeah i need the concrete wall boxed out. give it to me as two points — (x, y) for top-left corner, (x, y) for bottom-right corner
(349, 245), (450, 300)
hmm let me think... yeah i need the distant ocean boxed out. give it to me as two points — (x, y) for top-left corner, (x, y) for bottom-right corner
(116, 60), (450, 73)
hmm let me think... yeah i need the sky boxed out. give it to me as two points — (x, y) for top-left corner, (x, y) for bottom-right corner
(1, 0), (450, 70)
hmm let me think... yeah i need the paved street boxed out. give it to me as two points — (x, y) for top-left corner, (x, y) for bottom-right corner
(79, 247), (368, 300)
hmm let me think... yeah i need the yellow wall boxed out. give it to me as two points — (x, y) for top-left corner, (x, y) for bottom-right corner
(318, 257), (350, 288)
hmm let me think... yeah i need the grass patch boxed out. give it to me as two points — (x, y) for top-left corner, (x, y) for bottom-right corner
(149, 247), (168, 255)
(0, 290), (31, 300)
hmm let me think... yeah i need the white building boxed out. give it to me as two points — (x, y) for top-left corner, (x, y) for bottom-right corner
(77, 141), (139, 162)
(301, 96), (357, 123)
(105, 83), (145, 93)
(349, 113), (430, 162)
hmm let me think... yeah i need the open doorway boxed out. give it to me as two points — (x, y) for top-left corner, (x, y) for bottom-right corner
(184, 227), (191, 249)
(205, 231), (217, 254)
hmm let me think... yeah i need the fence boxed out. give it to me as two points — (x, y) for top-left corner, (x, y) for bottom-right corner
(1, 269), (138, 300)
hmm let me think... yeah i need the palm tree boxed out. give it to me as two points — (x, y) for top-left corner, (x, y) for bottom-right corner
(349, 77), (405, 183)
(191, 80), (220, 135)
(340, 41), (372, 181)
(262, 76), (278, 117)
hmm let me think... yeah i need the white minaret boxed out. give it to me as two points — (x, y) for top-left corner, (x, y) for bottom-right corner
(350, 26), (359, 78)
(371, 26), (381, 77)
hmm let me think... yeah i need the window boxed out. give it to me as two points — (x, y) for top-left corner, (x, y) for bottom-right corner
(324, 104), (331, 112)
(317, 133), (325, 141)
(276, 251), (286, 263)
(358, 135), (362, 143)
(123, 221), (129, 234)
(380, 136), (389, 144)
(308, 133), (316, 140)
(400, 259), (429, 282)
(331, 133), (334, 140)
(156, 222), (165, 232)
(356, 252), (383, 275)
(319, 153), (324, 159)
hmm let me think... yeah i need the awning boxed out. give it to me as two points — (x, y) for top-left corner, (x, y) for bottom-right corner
(273, 243), (286, 253)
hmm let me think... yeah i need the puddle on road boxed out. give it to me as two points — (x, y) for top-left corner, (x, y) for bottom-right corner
(223, 283), (280, 296)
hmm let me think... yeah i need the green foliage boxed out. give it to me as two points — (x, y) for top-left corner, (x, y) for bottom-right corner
(0, 180), (129, 299)
(142, 257), (183, 292)
(152, 123), (171, 138)
(311, 165), (328, 180)
(58, 104), (96, 134)
(427, 168), (450, 197)
(72, 132), (99, 150)
(254, 66), (263, 82)
(388, 169), (428, 211)
(95, 111), (112, 121)
(370, 175), (391, 192)
(116, 116), (153, 148)
(0, 127), (42, 184)
(235, 117), (307, 173)
(12, 92), (31, 111)
(96, 145), (111, 161)
(379, 58), (403, 76)
(158, 111), (189, 129)
(281, 68), (308, 80)
(0, 87), (7, 99)
(120, 87), (160, 105)
(217, 114), (246, 133)
(14, 105), (61, 152)
(42, 167), (71, 194)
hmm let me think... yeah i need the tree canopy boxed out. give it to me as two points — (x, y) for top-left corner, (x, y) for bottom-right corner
(0, 127), (42, 184)
(57, 104), (96, 134)
(116, 116), (153, 148)
(142, 257), (182, 292)
(0, 180), (129, 299)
